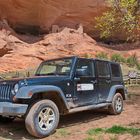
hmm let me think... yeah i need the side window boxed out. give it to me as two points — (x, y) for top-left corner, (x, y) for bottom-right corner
(76, 59), (95, 77)
(96, 61), (110, 78)
(111, 64), (121, 77)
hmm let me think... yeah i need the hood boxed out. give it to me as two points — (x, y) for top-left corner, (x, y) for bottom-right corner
(0, 75), (69, 86)
(25, 75), (69, 85)
(0, 77), (23, 84)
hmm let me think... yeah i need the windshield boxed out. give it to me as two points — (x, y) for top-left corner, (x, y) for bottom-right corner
(36, 58), (73, 76)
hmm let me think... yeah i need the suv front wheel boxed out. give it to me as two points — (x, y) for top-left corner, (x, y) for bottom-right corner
(108, 93), (124, 115)
(25, 99), (59, 138)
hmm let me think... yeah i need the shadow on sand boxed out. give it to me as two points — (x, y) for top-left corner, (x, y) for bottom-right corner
(0, 110), (108, 140)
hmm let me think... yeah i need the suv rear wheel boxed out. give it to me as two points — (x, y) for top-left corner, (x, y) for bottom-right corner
(25, 99), (59, 138)
(108, 93), (123, 115)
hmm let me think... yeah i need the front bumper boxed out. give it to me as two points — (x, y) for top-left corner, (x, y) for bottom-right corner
(0, 102), (28, 116)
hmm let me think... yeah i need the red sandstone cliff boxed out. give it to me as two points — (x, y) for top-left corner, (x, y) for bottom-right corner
(0, 0), (107, 36)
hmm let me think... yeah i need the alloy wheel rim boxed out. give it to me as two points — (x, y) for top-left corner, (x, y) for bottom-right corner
(115, 97), (122, 112)
(38, 107), (55, 131)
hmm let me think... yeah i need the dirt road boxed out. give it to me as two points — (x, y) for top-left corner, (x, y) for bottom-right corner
(0, 87), (140, 140)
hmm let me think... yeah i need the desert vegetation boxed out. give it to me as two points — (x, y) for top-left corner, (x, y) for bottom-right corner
(95, 0), (140, 42)
(95, 52), (140, 71)
(84, 125), (140, 140)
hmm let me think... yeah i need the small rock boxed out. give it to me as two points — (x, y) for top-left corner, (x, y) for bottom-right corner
(77, 24), (84, 34)
(52, 25), (60, 33)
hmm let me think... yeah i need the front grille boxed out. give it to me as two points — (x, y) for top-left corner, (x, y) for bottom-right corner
(0, 83), (14, 101)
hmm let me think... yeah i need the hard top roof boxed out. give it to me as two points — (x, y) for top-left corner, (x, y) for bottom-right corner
(43, 56), (119, 64)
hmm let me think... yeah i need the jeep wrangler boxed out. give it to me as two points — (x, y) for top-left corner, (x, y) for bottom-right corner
(0, 56), (127, 138)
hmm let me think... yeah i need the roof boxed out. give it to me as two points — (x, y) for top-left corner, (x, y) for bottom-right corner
(43, 56), (119, 64)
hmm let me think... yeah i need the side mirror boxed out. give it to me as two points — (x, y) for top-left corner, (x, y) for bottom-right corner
(76, 69), (88, 77)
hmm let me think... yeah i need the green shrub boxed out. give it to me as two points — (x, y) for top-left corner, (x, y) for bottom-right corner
(127, 53), (138, 67)
(87, 125), (140, 136)
(96, 52), (108, 60)
(111, 54), (126, 63)
(136, 63), (140, 70)
(84, 137), (95, 140)
(105, 125), (140, 136)
(95, 0), (140, 42)
(84, 53), (92, 58)
(87, 128), (103, 136)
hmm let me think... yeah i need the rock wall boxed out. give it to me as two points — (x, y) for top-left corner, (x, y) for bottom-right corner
(0, 0), (107, 36)
(0, 19), (139, 73)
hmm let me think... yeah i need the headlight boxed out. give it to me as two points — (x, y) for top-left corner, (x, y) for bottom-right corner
(14, 84), (19, 93)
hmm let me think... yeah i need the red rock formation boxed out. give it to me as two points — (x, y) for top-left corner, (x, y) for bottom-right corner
(0, 20), (112, 73)
(0, 20), (140, 73)
(0, 0), (107, 36)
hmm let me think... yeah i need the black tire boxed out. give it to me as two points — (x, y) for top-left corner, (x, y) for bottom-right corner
(0, 116), (15, 123)
(25, 99), (59, 138)
(108, 93), (124, 115)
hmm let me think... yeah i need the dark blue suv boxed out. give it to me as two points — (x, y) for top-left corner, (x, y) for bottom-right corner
(0, 56), (127, 138)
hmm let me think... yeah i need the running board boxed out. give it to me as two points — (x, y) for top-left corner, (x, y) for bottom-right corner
(69, 103), (111, 114)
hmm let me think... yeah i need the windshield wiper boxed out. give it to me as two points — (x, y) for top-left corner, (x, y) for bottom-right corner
(36, 73), (68, 76)
(36, 73), (58, 76)
(46, 73), (58, 76)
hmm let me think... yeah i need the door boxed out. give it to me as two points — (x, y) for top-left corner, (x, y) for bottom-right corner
(110, 63), (123, 86)
(96, 60), (111, 103)
(74, 59), (98, 106)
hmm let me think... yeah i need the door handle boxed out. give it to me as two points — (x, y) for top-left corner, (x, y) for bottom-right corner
(91, 80), (97, 84)
(106, 80), (111, 83)
(74, 77), (80, 81)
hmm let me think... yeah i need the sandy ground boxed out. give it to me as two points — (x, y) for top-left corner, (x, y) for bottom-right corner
(0, 87), (140, 140)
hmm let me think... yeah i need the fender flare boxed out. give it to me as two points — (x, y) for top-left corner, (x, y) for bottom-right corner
(106, 85), (127, 102)
(15, 85), (69, 109)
